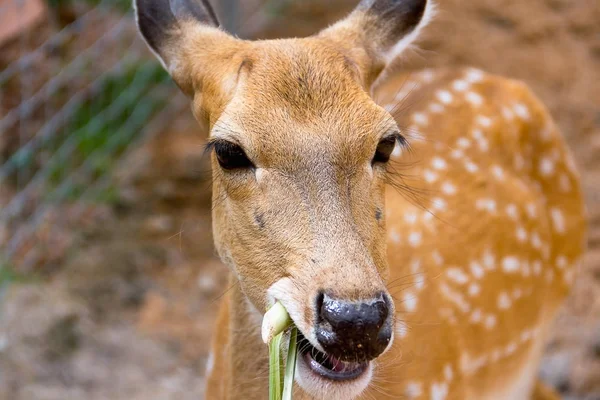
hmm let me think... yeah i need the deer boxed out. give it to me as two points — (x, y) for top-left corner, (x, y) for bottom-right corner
(134, 0), (588, 398)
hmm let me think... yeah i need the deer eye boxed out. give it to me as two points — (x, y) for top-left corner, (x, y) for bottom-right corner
(212, 140), (254, 171)
(372, 135), (399, 164)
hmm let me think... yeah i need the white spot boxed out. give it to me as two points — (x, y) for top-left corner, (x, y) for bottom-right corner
(206, 351), (215, 375)
(411, 258), (422, 273)
(395, 84), (417, 102)
(483, 251), (495, 270)
(466, 91), (483, 107)
(432, 157), (448, 170)
(440, 307), (458, 325)
(472, 129), (484, 139)
(476, 116), (492, 127)
(470, 261), (485, 279)
(408, 231), (423, 247)
(403, 291), (418, 312)
(514, 154), (525, 170)
(404, 212), (418, 224)
(521, 261), (531, 277)
(464, 160), (479, 173)
(441, 182), (457, 195)
(505, 342), (517, 356)
(505, 204), (519, 220)
(532, 260), (542, 276)
(512, 288), (522, 300)
(550, 208), (566, 234)
(450, 149), (464, 159)
(424, 169), (439, 183)
(559, 173), (572, 192)
(514, 103), (530, 120)
(531, 232), (542, 249)
(431, 381), (449, 400)
(526, 203), (537, 219)
(502, 256), (520, 273)
(497, 292), (512, 309)
(198, 275), (217, 291)
(420, 70), (435, 83)
(476, 198), (497, 213)
(491, 165), (505, 180)
(485, 315), (497, 329)
(468, 283), (480, 297)
(516, 226), (528, 242)
(404, 382), (423, 398)
(539, 158), (555, 177)
(429, 103), (445, 113)
(556, 256), (568, 270)
(564, 269), (575, 285)
(432, 251), (444, 266)
(477, 137), (489, 152)
(457, 138), (471, 148)
(384, 104), (396, 112)
(439, 283), (471, 313)
(446, 268), (469, 285)
(452, 80), (470, 92)
(390, 228), (401, 243)
(491, 348), (502, 362)
(432, 197), (448, 212)
(444, 364), (454, 381)
(392, 144), (403, 158)
(465, 68), (484, 83)
(437, 90), (453, 105)
(396, 321), (409, 338)
(415, 274), (426, 290)
(413, 112), (429, 126)
(502, 107), (514, 120)
(470, 308), (483, 324)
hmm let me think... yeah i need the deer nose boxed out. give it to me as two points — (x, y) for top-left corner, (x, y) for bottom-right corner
(315, 292), (393, 362)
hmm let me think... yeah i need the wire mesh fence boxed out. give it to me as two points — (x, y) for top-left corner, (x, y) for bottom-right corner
(0, 0), (296, 288)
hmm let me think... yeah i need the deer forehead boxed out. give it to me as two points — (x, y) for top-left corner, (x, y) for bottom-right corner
(209, 41), (398, 168)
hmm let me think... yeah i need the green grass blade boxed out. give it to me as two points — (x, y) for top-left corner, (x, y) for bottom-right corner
(282, 327), (298, 400)
(269, 331), (284, 400)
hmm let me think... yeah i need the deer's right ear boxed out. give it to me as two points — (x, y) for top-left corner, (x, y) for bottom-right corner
(134, 0), (239, 96)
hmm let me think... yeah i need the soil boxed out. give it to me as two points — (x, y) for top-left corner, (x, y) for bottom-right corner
(0, 0), (599, 399)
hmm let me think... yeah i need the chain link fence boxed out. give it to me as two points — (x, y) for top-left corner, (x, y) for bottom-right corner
(0, 0), (297, 289)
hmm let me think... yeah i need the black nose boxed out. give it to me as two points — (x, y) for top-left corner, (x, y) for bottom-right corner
(315, 292), (392, 362)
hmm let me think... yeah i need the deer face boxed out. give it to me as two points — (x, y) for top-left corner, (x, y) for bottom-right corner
(135, 0), (433, 397)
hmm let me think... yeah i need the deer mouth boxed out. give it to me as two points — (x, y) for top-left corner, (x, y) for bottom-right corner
(297, 331), (369, 381)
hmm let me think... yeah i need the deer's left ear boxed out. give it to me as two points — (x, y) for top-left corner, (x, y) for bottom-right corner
(319, 0), (435, 86)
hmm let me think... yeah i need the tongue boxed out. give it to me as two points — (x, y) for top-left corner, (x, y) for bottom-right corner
(327, 355), (360, 372)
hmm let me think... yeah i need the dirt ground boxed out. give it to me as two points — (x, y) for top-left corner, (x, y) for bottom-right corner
(1, 0), (599, 399)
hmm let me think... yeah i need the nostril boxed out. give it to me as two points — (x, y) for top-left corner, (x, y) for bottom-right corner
(315, 291), (393, 361)
(315, 291), (325, 319)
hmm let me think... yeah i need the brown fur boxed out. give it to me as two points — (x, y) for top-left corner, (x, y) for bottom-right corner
(135, 1), (587, 398)
(204, 65), (586, 399)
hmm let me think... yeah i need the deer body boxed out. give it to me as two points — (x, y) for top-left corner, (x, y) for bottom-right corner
(134, 0), (587, 398)
(204, 67), (586, 399)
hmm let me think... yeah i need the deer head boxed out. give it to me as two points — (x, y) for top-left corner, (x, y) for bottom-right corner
(135, 0), (434, 397)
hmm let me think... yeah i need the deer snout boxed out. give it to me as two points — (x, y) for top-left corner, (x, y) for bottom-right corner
(315, 292), (393, 362)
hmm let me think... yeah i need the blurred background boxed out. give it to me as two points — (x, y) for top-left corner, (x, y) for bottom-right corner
(0, 0), (598, 399)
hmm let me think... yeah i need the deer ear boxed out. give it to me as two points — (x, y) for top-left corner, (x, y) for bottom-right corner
(319, 0), (435, 85)
(134, 0), (237, 95)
